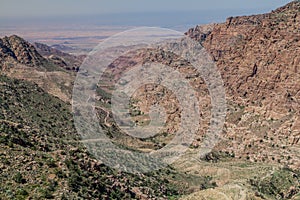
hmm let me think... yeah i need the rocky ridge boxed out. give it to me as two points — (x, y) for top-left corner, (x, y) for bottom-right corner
(0, 35), (48, 69)
(0, 36), (78, 102)
(33, 42), (83, 71)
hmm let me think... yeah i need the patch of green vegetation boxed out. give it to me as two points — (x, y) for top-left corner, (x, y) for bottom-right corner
(13, 172), (26, 184)
(201, 150), (235, 163)
(250, 167), (300, 199)
(96, 86), (112, 100)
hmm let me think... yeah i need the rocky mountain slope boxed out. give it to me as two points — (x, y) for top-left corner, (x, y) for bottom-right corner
(187, 0), (300, 168)
(0, 35), (48, 69)
(90, 2), (300, 199)
(33, 42), (83, 71)
(179, 1), (300, 199)
(0, 35), (77, 102)
(0, 1), (299, 199)
(94, 0), (300, 169)
(0, 75), (213, 199)
(0, 32), (215, 200)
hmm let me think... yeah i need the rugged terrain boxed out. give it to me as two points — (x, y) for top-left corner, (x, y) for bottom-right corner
(0, 72), (213, 199)
(0, 34), (213, 199)
(0, 35), (77, 102)
(0, 1), (299, 200)
(187, 0), (300, 168)
(95, 0), (300, 167)
(33, 42), (83, 71)
(182, 1), (300, 199)
(93, 1), (300, 199)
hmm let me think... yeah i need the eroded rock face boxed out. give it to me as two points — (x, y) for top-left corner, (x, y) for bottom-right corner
(185, 24), (214, 43)
(186, 1), (300, 168)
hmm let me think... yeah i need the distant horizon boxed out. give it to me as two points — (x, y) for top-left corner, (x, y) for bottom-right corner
(0, 6), (291, 30)
(0, 1), (294, 49)
(0, 0), (293, 29)
(0, 0), (292, 17)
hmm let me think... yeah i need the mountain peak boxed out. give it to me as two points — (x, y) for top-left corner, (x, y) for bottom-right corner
(0, 35), (47, 68)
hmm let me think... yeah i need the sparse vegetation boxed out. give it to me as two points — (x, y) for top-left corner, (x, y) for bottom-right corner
(0, 75), (210, 199)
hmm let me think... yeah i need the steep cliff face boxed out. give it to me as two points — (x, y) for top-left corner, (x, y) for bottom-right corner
(186, 1), (300, 167)
(188, 1), (299, 109)
(198, 1), (298, 104)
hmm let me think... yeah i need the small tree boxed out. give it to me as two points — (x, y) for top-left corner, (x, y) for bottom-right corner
(14, 172), (26, 183)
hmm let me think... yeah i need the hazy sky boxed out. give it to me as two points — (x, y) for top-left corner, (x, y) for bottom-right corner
(0, 0), (293, 18)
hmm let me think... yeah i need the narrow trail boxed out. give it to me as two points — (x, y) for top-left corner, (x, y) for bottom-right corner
(85, 94), (112, 128)
(95, 106), (112, 127)
(79, 106), (113, 143)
